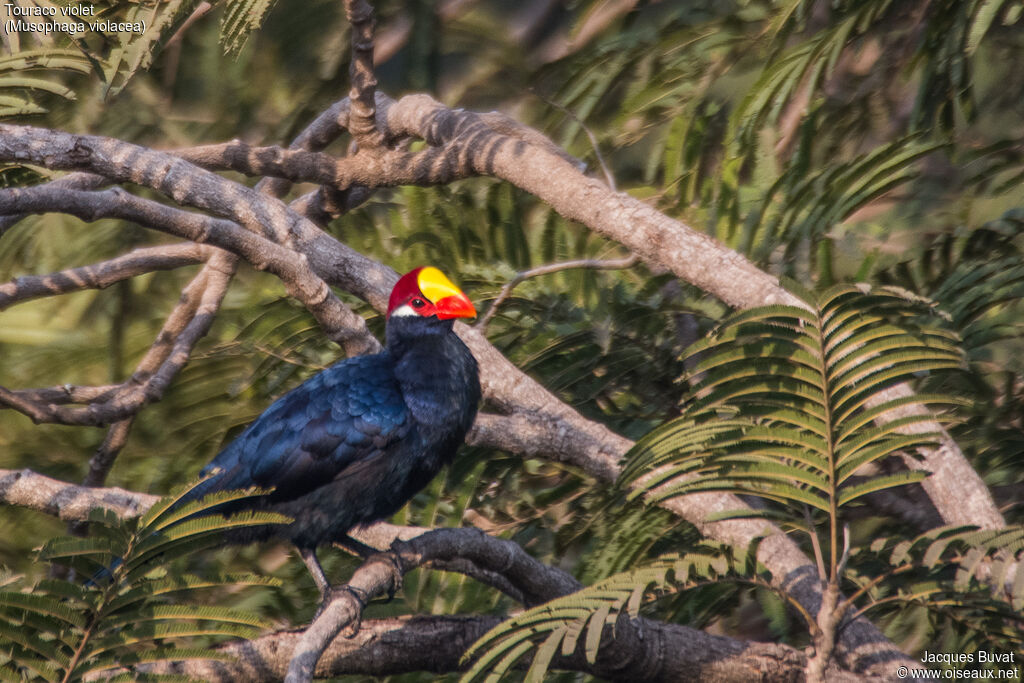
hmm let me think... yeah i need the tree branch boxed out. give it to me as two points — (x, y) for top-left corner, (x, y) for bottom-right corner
(0, 121), (912, 672)
(0, 468), (828, 682)
(476, 253), (638, 331)
(0, 170), (107, 235)
(84, 250), (238, 486)
(0, 182), (378, 358)
(0, 242), (213, 310)
(80, 418), (134, 489)
(371, 93), (1004, 532)
(344, 0), (385, 152)
(0, 468), (158, 521)
(144, 614), (832, 682)
(0, 249), (236, 426)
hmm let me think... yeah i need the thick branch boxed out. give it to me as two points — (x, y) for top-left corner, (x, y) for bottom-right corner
(144, 614), (826, 682)
(265, 528), (829, 683)
(0, 170), (106, 234)
(171, 137), (472, 192)
(287, 525), (591, 680)
(0, 384), (120, 406)
(0, 468), (158, 521)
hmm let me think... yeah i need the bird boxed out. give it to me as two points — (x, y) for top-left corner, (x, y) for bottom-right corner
(172, 265), (481, 607)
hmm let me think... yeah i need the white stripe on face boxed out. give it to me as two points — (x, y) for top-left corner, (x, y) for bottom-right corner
(390, 304), (418, 317)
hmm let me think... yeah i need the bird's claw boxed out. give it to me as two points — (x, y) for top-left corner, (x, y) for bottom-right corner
(336, 583), (369, 608)
(334, 584), (367, 637)
(312, 583), (369, 637)
(376, 550), (404, 603)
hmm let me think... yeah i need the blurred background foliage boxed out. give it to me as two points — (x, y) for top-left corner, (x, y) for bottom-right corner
(1, 0), (1023, 679)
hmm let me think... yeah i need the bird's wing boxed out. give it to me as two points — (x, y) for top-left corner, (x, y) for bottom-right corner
(198, 354), (411, 501)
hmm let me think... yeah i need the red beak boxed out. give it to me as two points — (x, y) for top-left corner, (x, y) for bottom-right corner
(434, 291), (476, 320)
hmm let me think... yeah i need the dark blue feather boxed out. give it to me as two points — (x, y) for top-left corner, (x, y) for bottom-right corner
(179, 314), (480, 551)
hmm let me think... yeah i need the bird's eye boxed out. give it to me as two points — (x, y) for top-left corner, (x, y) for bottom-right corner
(411, 298), (426, 308)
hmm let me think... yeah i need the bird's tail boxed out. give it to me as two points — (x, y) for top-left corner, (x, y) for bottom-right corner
(84, 474), (275, 588)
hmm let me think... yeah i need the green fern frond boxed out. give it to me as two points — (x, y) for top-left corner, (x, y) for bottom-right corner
(102, 0), (197, 93)
(0, 592), (87, 629)
(221, 0), (279, 55)
(624, 284), (965, 581)
(461, 544), (772, 682)
(743, 137), (945, 257)
(105, 573), (281, 614)
(847, 525), (1024, 624)
(100, 674), (194, 683)
(153, 488), (281, 533)
(967, 0), (1018, 53)
(0, 48), (96, 118)
(0, 481), (283, 682)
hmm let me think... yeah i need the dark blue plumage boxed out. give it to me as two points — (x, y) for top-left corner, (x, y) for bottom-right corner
(184, 313), (480, 555)
(167, 267), (481, 601)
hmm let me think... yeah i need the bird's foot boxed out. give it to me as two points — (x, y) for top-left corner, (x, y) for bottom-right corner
(373, 550), (404, 603)
(334, 584), (368, 637)
(336, 535), (404, 601)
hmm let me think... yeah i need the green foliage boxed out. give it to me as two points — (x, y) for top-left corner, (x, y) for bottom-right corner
(741, 135), (947, 260)
(463, 288), (1020, 680)
(874, 212), (1024, 502)
(0, 48), (93, 117)
(460, 541), (773, 683)
(221, 0), (280, 56)
(623, 285), (964, 539)
(2, 0), (1024, 679)
(101, 0), (202, 94)
(0, 482), (285, 681)
(730, 2), (890, 158)
(845, 524), (1024, 641)
(0, 0), (284, 118)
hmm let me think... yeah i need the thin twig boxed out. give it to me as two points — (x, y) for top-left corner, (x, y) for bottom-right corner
(476, 253), (638, 331)
(345, 0), (385, 151)
(804, 504), (828, 581)
(0, 243), (212, 311)
(836, 523), (851, 577)
(165, 1), (213, 48)
(0, 184), (379, 357)
(0, 251), (237, 427)
(531, 90), (617, 190)
(81, 419), (134, 489)
(162, 2), (213, 91)
(81, 250), (237, 484)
